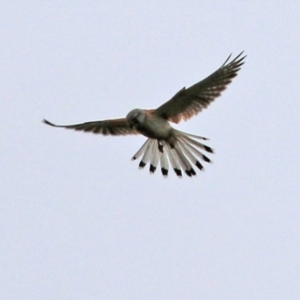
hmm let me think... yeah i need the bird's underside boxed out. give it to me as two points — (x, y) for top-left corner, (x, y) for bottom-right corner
(43, 52), (246, 177)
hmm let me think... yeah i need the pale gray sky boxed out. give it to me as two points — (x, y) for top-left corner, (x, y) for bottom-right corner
(1, 1), (300, 299)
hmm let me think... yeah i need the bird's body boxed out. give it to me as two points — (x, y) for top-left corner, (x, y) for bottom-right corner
(126, 109), (172, 140)
(43, 52), (246, 177)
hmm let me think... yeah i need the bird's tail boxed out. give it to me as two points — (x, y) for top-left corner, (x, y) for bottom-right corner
(131, 129), (214, 177)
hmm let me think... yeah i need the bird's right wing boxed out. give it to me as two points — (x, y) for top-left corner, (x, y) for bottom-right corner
(43, 118), (138, 136)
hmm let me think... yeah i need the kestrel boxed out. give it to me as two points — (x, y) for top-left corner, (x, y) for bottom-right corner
(43, 52), (245, 177)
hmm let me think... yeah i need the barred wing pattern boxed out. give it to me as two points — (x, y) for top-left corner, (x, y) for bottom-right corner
(42, 118), (137, 136)
(153, 52), (246, 123)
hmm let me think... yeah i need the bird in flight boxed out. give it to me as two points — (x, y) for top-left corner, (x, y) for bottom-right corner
(43, 52), (245, 177)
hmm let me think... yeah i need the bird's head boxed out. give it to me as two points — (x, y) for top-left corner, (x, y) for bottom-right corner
(126, 109), (146, 129)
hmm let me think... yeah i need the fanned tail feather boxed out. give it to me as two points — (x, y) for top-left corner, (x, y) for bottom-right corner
(138, 139), (155, 168)
(177, 139), (204, 171)
(149, 141), (160, 174)
(159, 143), (169, 177)
(178, 132), (214, 153)
(131, 139), (149, 160)
(131, 130), (213, 177)
(165, 143), (182, 177)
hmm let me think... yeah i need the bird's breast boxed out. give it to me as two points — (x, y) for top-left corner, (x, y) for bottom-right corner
(136, 114), (172, 140)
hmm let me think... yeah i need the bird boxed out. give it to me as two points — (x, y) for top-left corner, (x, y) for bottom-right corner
(43, 52), (246, 178)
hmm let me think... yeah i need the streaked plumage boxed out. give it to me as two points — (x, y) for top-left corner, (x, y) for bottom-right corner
(43, 52), (246, 177)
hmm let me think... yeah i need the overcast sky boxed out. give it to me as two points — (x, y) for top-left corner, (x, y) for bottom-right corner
(1, 1), (300, 299)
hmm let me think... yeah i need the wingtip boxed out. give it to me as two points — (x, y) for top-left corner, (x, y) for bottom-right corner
(236, 51), (247, 62)
(223, 51), (246, 66)
(239, 50), (247, 58)
(42, 119), (55, 126)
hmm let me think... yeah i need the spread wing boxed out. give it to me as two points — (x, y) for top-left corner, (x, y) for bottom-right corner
(42, 118), (138, 136)
(153, 52), (246, 123)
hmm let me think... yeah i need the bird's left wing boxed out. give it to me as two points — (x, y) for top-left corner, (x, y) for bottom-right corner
(43, 118), (138, 136)
(153, 52), (246, 123)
